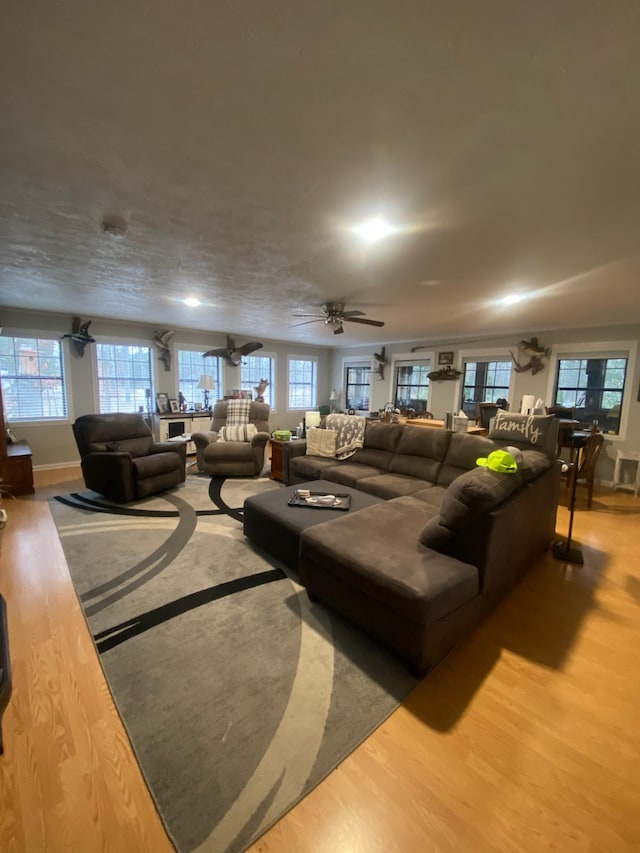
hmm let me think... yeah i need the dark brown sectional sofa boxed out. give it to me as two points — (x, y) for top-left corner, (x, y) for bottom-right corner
(280, 418), (561, 675)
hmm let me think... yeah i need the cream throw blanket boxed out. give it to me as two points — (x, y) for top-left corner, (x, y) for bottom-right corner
(325, 414), (366, 460)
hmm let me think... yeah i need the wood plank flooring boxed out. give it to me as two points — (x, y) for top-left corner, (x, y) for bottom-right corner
(0, 468), (638, 852)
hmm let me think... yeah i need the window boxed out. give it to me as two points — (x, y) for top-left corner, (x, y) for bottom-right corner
(178, 350), (222, 410)
(288, 358), (317, 409)
(460, 360), (512, 418)
(96, 343), (152, 413)
(0, 336), (68, 421)
(345, 365), (371, 412)
(241, 354), (275, 407)
(554, 356), (628, 433)
(394, 360), (429, 415)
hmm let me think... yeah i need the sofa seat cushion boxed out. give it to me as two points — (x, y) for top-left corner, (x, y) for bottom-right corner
(319, 463), (386, 488)
(300, 502), (479, 625)
(290, 454), (339, 480)
(357, 473), (436, 500)
(410, 485), (448, 508)
(133, 451), (183, 479)
(202, 440), (259, 462)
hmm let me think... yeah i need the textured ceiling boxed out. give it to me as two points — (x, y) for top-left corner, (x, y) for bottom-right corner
(1, 2), (640, 347)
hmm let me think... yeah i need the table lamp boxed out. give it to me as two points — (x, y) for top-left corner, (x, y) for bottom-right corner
(197, 374), (215, 410)
(329, 389), (338, 413)
(305, 411), (321, 430)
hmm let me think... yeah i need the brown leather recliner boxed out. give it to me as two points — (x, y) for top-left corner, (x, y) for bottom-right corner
(192, 401), (271, 477)
(72, 413), (187, 502)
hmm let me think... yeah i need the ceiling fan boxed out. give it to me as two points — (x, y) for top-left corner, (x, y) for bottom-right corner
(291, 302), (385, 335)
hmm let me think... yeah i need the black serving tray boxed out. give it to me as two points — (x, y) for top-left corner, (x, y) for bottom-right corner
(287, 491), (351, 510)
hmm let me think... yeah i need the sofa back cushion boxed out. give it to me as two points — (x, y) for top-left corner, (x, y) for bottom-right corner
(420, 449), (553, 548)
(389, 426), (451, 481)
(350, 422), (404, 471)
(437, 432), (496, 485)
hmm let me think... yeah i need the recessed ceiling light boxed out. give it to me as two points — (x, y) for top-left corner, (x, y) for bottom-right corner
(184, 297), (200, 307)
(350, 217), (397, 244)
(501, 293), (524, 305)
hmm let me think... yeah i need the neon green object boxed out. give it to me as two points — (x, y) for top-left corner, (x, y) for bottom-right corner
(476, 449), (519, 473)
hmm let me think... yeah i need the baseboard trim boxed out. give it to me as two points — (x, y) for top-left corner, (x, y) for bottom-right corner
(33, 461), (81, 472)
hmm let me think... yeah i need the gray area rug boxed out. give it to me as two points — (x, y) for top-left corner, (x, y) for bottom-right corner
(50, 474), (417, 853)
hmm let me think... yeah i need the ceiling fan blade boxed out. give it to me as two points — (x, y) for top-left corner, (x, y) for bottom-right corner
(292, 313), (324, 318)
(343, 316), (385, 327)
(333, 324), (344, 335)
(289, 318), (324, 328)
(341, 310), (366, 318)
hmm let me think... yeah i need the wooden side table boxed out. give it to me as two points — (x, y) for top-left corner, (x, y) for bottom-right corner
(0, 441), (35, 495)
(268, 438), (290, 482)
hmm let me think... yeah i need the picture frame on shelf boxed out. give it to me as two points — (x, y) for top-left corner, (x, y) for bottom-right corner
(438, 351), (454, 366)
(169, 399), (179, 413)
(156, 392), (169, 413)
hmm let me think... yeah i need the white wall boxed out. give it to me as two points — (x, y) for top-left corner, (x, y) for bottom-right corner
(330, 324), (640, 482)
(2, 308), (332, 468)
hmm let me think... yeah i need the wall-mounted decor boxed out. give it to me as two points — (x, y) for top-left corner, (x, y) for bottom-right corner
(509, 337), (550, 375)
(438, 351), (454, 366)
(428, 365), (462, 381)
(203, 335), (263, 366)
(152, 330), (175, 371)
(61, 316), (95, 357)
(373, 346), (386, 380)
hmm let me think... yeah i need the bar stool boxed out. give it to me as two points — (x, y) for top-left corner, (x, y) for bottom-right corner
(612, 449), (640, 497)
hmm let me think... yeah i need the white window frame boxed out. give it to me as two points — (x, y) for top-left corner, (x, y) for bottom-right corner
(240, 351), (276, 410)
(341, 357), (372, 414)
(389, 350), (434, 415)
(457, 347), (516, 416)
(0, 330), (72, 424)
(178, 347), (222, 411)
(287, 354), (318, 411)
(545, 340), (637, 442)
(92, 336), (154, 415)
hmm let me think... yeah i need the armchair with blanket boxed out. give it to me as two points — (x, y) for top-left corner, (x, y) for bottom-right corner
(191, 400), (271, 477)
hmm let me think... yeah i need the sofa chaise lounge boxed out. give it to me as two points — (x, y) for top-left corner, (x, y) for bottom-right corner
(274, 414), (561, 674)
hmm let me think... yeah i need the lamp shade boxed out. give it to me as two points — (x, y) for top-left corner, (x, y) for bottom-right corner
(329, 389), (338, 401)
(198, 374), (215, 391)
(305, 411), (321, 428)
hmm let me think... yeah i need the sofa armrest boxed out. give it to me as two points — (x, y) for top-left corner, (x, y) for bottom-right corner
(81, 451), (136, 502)
(250, 431), (271, 449)
(192, 430), (219, 449)
(150, 441), (187, 466)
(281, 439), (307, 485)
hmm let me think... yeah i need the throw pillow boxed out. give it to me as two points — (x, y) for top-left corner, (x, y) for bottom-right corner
(218, 424), (258, 442)
(488, 411), (555, 449)
(306, 428), (337, 458)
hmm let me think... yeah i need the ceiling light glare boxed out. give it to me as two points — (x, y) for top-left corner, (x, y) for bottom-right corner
(351, 217), (396, 244)
(184, 297), (200, 307)
(501, 293), (524, 305)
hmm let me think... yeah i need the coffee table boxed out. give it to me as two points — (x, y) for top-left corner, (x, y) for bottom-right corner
(243, 480), (383, 572)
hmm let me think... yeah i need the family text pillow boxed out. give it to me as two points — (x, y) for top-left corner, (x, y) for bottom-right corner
(488, 412), (555, 451)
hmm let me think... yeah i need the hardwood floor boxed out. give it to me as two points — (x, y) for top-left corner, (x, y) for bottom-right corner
(1, 469), (638, 852)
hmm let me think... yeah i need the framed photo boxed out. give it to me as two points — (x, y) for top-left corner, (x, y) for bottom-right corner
(438, 351), (454, 366)
(156, 392), (169, 413)
(169, 399), (179, 413)
(195, 402), (203, 411)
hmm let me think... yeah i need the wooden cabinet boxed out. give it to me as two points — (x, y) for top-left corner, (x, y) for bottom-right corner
(151, 413), (212, 455)
(0, 380), (35, 496)
(269, 439), (288, 482)
(0, 443), (35, 496)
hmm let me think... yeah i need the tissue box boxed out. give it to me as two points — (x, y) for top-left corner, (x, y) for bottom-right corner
(452, 416), (469, 433)
(272, 430), (292, 441)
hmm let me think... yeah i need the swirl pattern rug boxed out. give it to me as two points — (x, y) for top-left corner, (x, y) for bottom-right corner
(49, 475), (417, 853)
